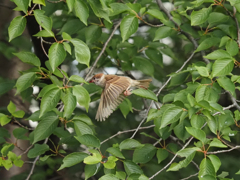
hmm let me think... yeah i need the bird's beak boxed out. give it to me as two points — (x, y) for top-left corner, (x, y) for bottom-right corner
(89, 79), (94, 83)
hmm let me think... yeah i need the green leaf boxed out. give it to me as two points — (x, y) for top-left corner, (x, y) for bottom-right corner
(84, 150), (102, 164)
(13, 128), (28, 140)
(85, 164), (101, 180)
(33, 0), (46, 6)
(99, 174), (119, 180)
(198, 158), (216, 179)
(33, 113), (59, 143)
(27, 144), (49, 158)
(72, 85), (90, 112)
(219, 36), (230, 47)
(209, 138), (227, 148)
(186, 127), (206, 143)
(7, 101), (16, 114)
(195, 37), (219, 52)
(212, 59), (234, 77)
(88, 0), (111, 23)
(15, 72), (36, 94)
(133, 57), (154, 76)
(191, 6), (212, 26)
(119, 98), (132, 118)
(173, 119), (191, 142)
(204, 49), (231, 60)
(85, 25), (102, 44)
(156, 148), (169, 164)
(106, 147), (125, 159)
(217, 77), (236, 97)
(133, 144), (157, 164)
(33, 29), (54, 37)
(1, 144), (14, 157)
(63, 42), (71, 55)
(34, 9), (54, 36)
(0, 79), (15, 97)
(39, 88), (61, 117)
(8, 16), (26, 42)
(12, 110), (25, 118)
(168, 148), (197, 171)
(37, 84), (58, 99)
(154, 26), (175, 41)
(62, 90), (77, 118)
(13, 51), (41, 67)
(58, 152), (88, 170)
(12, 0), (30, 14)
(208, 155), (221, 173)
(147, 9), (165, 21)
(74, 120), (93, 136)
(226, 39), (239, 56)
(120, 15), (138, 42)
(66, 0), (74, 12)
(70, 38), (91, 67)
(48, 43), (66, 71)
(208, 12), (229, 27)
(195, 85), (208, 102)
(75, 134), (100, 148)
(69, 75), (88, 84)
(109, 3), (129, 16)
(0, 115), (12, 126)
(123, 160), (143, 176)
(191, 114), (206, 129)
(119, 139), (143, 150)
(74, 0), (89, 25)
(104, 156), (118, 169)
(73, 114), (93, 126)
(195, 66), (209, 77)
(132, 89), (157, 101)
(160, 106), (183, 129)
(145, 48), (163, 67)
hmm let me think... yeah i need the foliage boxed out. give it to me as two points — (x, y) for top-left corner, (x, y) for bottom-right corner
(1, 0), (240, 179)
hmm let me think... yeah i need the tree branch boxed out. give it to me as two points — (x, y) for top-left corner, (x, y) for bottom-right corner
(180, 172), (198, 180)
(131, 51), (196, 139)
(83, 20), (121, 82)
(100, 125), (155, 145)
(207, 145), (240, 154)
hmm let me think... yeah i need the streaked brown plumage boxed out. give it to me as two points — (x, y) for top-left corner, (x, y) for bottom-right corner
(89, 73), (152, 121)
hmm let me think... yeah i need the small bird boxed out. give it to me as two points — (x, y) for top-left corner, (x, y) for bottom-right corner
(89, 73), (152, 121)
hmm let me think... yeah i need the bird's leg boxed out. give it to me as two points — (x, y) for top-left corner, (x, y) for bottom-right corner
(124, 88), (132, 96)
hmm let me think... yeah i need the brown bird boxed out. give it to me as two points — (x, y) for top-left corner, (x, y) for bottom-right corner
(89, 73), (152, 121)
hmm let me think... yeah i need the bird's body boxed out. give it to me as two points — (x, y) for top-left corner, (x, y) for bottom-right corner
(89, 73), (152, 121)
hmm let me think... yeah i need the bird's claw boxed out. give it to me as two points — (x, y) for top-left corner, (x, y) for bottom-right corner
(124, 89), (132, 96)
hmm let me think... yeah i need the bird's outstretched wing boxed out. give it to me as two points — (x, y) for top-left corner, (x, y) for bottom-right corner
(96, 76), (130, 121)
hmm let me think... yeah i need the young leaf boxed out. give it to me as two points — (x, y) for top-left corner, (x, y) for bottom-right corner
(7, 101), (16, 114)
(120, 15), (138, 42)
(8, 16), (26, 42)
(13, 52), (41, 67)
(58, 152), (88, 170)
(74, 0), (89, 25)
(72, 85), (90, 112)
(39, 88), (61, 117)
(15, 72), (37, 94)
(27, 144), (49, 158)
(70, 39), (91, 67)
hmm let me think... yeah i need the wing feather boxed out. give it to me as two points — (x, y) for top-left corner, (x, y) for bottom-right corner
(95, 76), (130, 121)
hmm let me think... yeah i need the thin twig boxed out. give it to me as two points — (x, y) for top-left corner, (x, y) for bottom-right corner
(26, 138), (49, 180)
(207, 145), (240, 154)
(180, 172), (198, 180)
(20, 144), (34, 156)
(233, 7), (240, 46)
(131, 51), (195, 139)
(83, 20), (122, 82)
(228, 92), (240, 111)
(100, 125), (155, 145)
(13, 118), (34, 131)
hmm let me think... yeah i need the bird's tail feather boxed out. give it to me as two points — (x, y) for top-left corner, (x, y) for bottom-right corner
(137, 79), (152, 89)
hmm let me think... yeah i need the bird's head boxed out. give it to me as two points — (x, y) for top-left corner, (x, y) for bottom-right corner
(89, 73), (105, 87)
